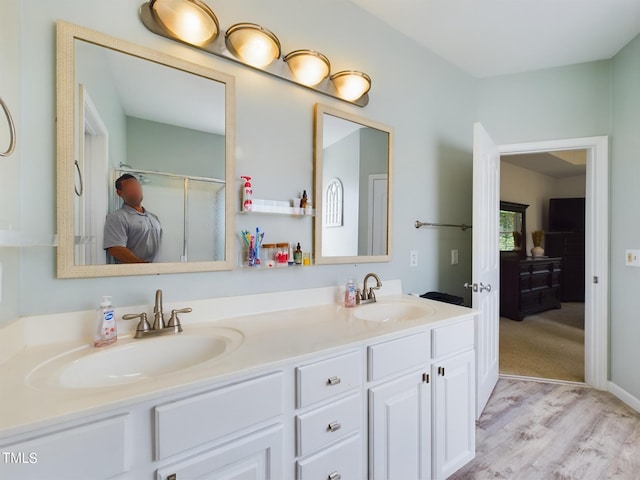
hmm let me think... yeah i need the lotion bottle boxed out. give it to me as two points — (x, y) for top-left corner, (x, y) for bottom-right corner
(344, 279), (356, 308)
(94, 296), (117, 347)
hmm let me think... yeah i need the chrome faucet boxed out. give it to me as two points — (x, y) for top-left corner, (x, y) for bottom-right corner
(123, 289), (192, 339)
(357, 272), (382, 305)
(153, 289), (165, 330)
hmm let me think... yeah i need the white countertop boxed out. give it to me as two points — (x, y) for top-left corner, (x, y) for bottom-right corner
(0, 281), (475, 439)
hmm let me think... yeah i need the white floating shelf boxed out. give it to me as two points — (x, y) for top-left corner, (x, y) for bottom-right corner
(239, 199), (315, 217)
(0, 230), (58, 247)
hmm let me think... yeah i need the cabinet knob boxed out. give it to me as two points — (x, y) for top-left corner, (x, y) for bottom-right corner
(327, 421), (342, 432)
(328, 472), (342, 480)
(422, 372), (430, 383)
(327, 376), (341, 386)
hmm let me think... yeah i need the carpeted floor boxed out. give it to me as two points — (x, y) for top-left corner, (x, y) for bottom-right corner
(499, 302), (585, 382)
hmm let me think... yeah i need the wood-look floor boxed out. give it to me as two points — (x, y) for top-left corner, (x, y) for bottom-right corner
(449, 378), (640, 479)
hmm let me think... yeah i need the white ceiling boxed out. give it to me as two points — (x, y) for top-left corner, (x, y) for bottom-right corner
(502, 150), (586, 178)
(347, 0), (640, 77)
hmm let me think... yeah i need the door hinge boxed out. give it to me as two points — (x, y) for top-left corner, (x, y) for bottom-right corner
(593, 276), (599, 284)
(422, 372), (430, 383)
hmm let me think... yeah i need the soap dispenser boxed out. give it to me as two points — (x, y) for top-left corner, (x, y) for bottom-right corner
(94, 296), (117, 347)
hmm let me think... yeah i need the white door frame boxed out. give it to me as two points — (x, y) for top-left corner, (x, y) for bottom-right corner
(499, 136), (608, 390)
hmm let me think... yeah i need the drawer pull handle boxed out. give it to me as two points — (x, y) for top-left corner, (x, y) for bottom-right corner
(328, 472), (342, 480)
(327, 376), (341, 386)
(327, 421), (342, 432)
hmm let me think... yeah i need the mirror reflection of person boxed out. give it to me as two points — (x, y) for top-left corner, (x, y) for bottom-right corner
(104, 174), (162, 263)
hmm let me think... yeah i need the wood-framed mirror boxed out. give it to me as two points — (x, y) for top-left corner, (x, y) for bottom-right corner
(313, 104), (393, 264)
(56, 21), (235, 278)
(499, 201), (528, 258)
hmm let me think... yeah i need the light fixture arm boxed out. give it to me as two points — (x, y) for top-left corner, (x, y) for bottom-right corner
(139, 2), (369, 107)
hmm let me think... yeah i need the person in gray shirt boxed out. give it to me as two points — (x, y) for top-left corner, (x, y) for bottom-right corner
(104, 174), (162, 263)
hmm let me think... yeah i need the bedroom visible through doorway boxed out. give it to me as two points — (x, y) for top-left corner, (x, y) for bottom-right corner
(498, 150), (586, 382)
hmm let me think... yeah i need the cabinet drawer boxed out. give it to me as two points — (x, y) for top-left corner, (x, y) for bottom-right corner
(431, 318), (474, 359)
(156, 425), (283, 480)
(368, 331), (429, 381)
(296, 351), (362, 408)
(155, 372), (283, 460)
(296, 393), (361, 456)
(530, 273), (551, 289)
(0, 414), (130, 480)
(296, 434), (362, 480)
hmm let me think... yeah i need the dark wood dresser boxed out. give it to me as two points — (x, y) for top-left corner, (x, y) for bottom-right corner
(500, 256), (562, 321)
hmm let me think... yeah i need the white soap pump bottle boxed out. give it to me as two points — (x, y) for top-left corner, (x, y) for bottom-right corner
(94, 296), (117, 347)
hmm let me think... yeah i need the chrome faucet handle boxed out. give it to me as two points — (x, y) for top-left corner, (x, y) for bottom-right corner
(167, 307), (191, 330)
(122, 312), (151, 335)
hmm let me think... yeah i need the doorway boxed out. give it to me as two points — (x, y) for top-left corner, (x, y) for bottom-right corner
(498, 137), (608, 391)
(498, 150), (587, 382)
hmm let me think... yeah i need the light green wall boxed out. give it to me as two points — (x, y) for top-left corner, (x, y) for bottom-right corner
(126, 117), (225, 179)
(10, 0), (476, 317)
(476, 60), (612, 144)
(611, 33), (640, 399)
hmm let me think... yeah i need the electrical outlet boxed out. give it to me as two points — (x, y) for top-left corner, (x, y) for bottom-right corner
(451, 249), (459, 265)
(410, 250), (418, 267)
(626, 249), (640, 267)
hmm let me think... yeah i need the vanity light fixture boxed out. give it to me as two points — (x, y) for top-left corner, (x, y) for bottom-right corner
(149, 0), (219, 46)
(330, 71), (372, 102)
(225, 23), (281, 68)
(139, 2), (371, 106)
(283, 50), (330, 87)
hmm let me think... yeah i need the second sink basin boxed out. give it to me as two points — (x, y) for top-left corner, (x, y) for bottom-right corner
(26, 327), (244, 389)
(353, 300), (436, 322)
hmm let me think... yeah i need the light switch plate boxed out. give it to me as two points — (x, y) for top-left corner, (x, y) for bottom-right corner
(451, 250), (459, 265)
(626, 249), (640, 267)
(410, 250), (418, 267)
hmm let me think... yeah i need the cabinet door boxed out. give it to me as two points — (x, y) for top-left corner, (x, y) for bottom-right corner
(433, 351), (475, 480)
(369, 370), (431, 480)
(156, 425), (283, 480)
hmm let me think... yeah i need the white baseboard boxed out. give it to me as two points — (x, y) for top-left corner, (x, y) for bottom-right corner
(608, 381), (640, 414)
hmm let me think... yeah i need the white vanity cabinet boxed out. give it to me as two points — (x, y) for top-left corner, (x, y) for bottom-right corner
(431, 318), (476, 480)
(0, 413), (131, 480)
(154, 371), (285, 480)
(294, 350), (364, 480)
(368, 318), (476, 480)
(1, 308), (477, 480)
(368, 331), (432, 480)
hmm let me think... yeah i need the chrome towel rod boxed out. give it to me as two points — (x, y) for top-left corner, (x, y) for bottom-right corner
(415, 221), (472, 231)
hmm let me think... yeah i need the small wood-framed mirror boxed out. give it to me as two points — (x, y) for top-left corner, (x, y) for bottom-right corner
(56, 21), (235, 278)
(499, 201), (528, 258)
(313, 104), (394, 264)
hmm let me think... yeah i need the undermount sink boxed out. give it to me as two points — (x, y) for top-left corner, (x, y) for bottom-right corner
(26, 327), (244, 389)
(352, 300), (436, 322)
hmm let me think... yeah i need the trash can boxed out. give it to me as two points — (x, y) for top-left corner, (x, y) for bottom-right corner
(420, 291), (464, 305)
